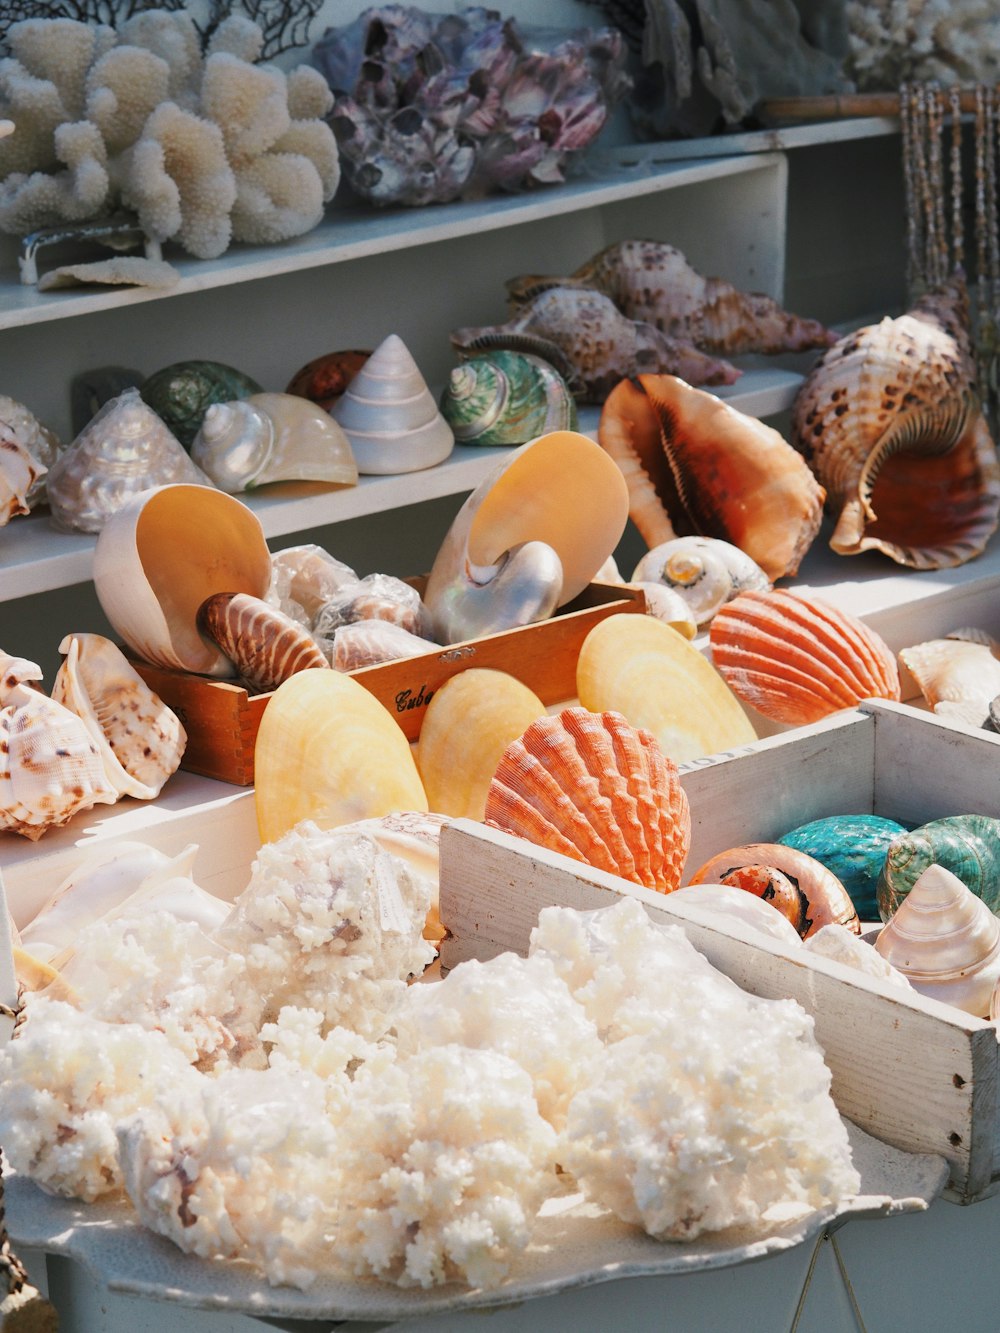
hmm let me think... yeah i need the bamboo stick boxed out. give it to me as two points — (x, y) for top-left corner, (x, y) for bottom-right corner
(759, 90), (986, 122)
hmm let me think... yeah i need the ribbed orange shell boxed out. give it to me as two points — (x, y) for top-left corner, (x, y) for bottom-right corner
(708, 588), (900, 725)
(484, 706), (690, 893)
(197, 592), (329, 694)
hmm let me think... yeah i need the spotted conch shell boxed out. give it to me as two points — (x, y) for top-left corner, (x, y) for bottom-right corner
(485, 706), (691, 894)
(0, 650), (117, 840)
(451, 288), (740, 403)
(792, 278), (1000, 569)
(599, 374), (825, 581)
(51, 633), (186, 800)
(507, 240), (836, 355)
(899, 628), (1000, 729)
(709, 588), (901, 726)
(197, 592), (329, 694)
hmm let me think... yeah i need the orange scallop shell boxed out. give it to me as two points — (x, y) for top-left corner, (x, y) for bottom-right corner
(484, 706), (690, 894)
(708, 588), (900, 725)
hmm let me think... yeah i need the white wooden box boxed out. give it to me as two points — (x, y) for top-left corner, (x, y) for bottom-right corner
(438, 699), (1000, 1205)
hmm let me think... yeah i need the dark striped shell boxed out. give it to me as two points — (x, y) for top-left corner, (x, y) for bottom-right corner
(197, 592), (329, 694)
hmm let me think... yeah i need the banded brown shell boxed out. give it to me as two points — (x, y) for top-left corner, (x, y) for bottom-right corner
(197, 592), (329, 694)
(708, 588), (901, 725)
(484, 706), (691, 894)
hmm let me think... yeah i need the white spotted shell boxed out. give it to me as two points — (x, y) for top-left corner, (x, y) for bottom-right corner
(633, 536), (771, 626)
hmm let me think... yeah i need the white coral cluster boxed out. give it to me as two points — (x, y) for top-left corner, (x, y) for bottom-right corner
(0, 11), (339, 255)
(846, 1), (1000, 88)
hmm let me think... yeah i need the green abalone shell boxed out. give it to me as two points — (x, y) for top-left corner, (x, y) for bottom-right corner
(876, 814), (1000, 921)
(440, 351), (576, 446)
(140, 361), (263, 449)
(778, 813), (908, 922)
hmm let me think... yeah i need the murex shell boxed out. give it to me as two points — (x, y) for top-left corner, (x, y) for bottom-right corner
(792, 278), (1000, 569)
(688, 842), (861, 939)
(709, 588), (901, 726)
(140, 361), (263, 449)
(197, 592), (329, 694)
(507, 240), (836, 356)
(875, 863), (1000, 1017)
(899, 628), (1000, 729)
(778, 813), (908, 922)
(330, 333), (454, 475)
(484, 706), (692, 895)
(599, 373), (825, 582)
(632, 536), (771, 627)
(439, 351), (577, 446)
(451, 288), (740, 404)
(190, 392), (358, 494)
(876, 813), (1000, 921)
(46, 387), (211, 534)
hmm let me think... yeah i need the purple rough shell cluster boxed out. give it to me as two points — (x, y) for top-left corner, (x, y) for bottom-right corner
(310, 4), (630, 207)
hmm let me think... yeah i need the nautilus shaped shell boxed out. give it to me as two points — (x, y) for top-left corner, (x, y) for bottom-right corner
(778, 813), (908, 922)
(576, 612), (757, 764)
(709, 588), (901, 726)
(632, 537), (771, 627)
(423, 430), (629, 643)
(507, 240), (837, 356)
(0, 393), (60, 509)
(51, 633), (186, 800)
(46, 387), (212, 534)
(330, 334), (455, 474)
(93, 484), (272, 677)
(876, 814), (1000, 921)
(197, 593), (329, 694)
(439, 351), (577, 446)
(792, 278), (1000, 569)
(688, 842), (860, 939)
(484, 706), (691, 894)
(190, 392), (358, 494)
(875, 863), (1000, 1016)
(899, 628), (1000, 729)
(285, 349), (372, 411)
(599, 374), (825, 581)
(451, 288), (740, 404)
(254, 668), (428, 844)
(417, 669), (547, 820)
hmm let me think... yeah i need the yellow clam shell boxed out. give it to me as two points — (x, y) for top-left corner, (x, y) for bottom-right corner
(576, 613), (757, 764)
(416, 668), (547, 820)
(254, 668), (428, 844)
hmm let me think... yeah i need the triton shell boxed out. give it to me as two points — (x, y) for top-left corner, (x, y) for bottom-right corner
(452, 287), (740, 404)
(599, 374), (825, 580)
(254, 668), (428, 844)
(792, 278), (1000, 569)
(51, 632), (186, 800)
(46, 387), (211, 534)
(507, 240), (836, 355)
(285, 349), (372, 410)
(876, 814), (1000, 921)
(632, 536), (771, 627)
(197, 592), (329, 694)
(875, 863), (1000, 1016)
(778, 813), (908, 921)
(423, 430), (629, 643)
(899, 629), (1000, 729)
(417, 668), (547, 820)
(484, 706), (691, 894)
(688, 842), (860, 939)
(576, 612), (757, 764)
(439, 351), (577, 446)
(329, 333), (454, 474)
(709, 588), (901, 726)
(190, 392), (358, 493)
(93, 484), (272, 677)
(140, 360), (263, 449)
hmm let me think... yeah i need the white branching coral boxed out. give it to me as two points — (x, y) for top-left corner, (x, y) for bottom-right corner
(846, 1), (1000, 88)
(0, 10), (339, 257)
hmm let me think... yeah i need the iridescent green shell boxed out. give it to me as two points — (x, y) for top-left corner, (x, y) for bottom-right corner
(140, 361), (263, 449)
(876, 814), (1000, 921)
(778, 813), (908, 922)
(440, 351), (577, 446)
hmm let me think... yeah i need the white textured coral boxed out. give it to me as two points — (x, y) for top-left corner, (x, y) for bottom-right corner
(846, 1), (1000, 87)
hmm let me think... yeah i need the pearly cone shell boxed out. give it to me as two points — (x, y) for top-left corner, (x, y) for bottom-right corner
(93, 484), (273, 677)
(875, 863), (1000, 1016)
(330, 333), (455, 475)
(423, 430), (630, 643)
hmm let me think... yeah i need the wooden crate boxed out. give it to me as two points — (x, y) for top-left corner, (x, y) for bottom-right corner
(131, 583), (646, 785)
(438, 699), (1000, 1205)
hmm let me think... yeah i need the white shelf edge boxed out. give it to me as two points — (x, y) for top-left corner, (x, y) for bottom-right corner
(628, 117), (900, 162)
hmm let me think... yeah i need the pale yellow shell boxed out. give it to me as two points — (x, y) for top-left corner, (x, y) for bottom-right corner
(416, 668), (547, 820)
(576, 612), (757, 763)
(254, 668), (429, 844)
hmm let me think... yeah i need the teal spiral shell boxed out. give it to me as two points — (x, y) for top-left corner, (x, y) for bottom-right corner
(876, 814), (1000, 921)
(141, 361), (263, 449)
(778, 813), (908, 922)
(440, 351), (576, 446)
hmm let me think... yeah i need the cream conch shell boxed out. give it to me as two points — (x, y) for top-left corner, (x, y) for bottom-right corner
(899, 628), (1000, 728)
(632, 536), (771, 627)
(190, 392), (358, 493)
(51, 633), (186, 799)
(93, 484), (273, 677)
(330, 333), (455, 475)
(423, 430), (629, 643)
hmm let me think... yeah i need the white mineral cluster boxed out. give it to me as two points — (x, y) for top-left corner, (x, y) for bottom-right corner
(0, 10), (339, 255)
(846, 1), (1000, 88)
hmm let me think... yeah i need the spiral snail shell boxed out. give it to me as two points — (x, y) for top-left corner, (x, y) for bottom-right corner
(632, 537), (771, 627)
(439, 351), (577, 446)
